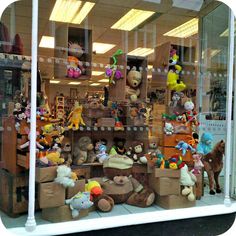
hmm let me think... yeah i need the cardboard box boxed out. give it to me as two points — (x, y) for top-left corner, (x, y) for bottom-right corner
(149, 175), (180, 196)
(36, 166), (58, 183)
(39, 182), (65, 208)
(153, 168), (180, 178)
(42, 205), (88, 222)
(66, 179), (85, 199)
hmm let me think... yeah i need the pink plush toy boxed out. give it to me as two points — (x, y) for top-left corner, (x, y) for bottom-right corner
(192, 154), (204, 175)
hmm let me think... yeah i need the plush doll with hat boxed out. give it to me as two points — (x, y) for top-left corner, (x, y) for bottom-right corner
(90, 156), (155, 212)
(180, 163), (197, 201)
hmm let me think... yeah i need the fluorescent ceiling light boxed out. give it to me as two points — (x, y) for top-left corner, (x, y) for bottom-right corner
(111, 9), (155, 31)
(90, 83), (100, 86)
(49, 0), (95, 24)
(172, 0), (203, 12)
(39, 36), (55, 48)
(50, 80), (60, 84)
(92, 71), (104, 76)
(202, 49), (221, 58)
(164, 18), (198, 38)
(220, 22), (236, 37)
(99, 79), (109, 82)
(93, 42), (116, 54)
(148, 65), (153, 69)
(128, 47), (154, 57)
(147, 75), (152, 79)
(68, 82), (81, 85)
(71, 2), (95, 24)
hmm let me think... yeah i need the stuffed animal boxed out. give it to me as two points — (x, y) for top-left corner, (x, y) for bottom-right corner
(156, 153), (165, 169)
(46, 151), (64, 165)
(85, 180), (103, 198)
(54, 165), (76, 188)
(169, 92), (184, 107)
(96, 144), (109, 163)
(73, 136), (95, 165)
(65, 192), (93, 218)
(67, 102), (85, 130)
(60, 137), (72, 165)
(148, 136), (161, 157)
(196, 133), (213, 156)
(175, 141), (196, 156)
(131, 141), (147, 164)
(109, 137), (126, 156)
(192, 154), (204, 175)
(168, 155), (184, 169)
(90, 156), (155, 211)
(13, 102), (26, 130)
(164, 122), (174, 135)
(180, 164), (197, 201)
(126, 69), (142, 102)
(167, 65), (186, 92)
(93, 139), (108, 155)
(111, 102), (124, 131)
(67, 42), (84, 78)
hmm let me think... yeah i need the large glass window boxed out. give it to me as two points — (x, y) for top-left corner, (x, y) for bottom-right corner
(0, 0), (235, 234)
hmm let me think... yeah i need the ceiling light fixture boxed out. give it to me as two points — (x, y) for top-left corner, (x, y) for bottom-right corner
(163, 18), (198, 38)
(50, 80), (60, 84)
(93, 42), (116, 54)
(90, 83), (100, 86)
(39, 36), (55, 48)
(68, 82), (81, 85)
(111, 9), (155, 31)
(49, 0), (95, 24)
(220, 22), (236, 37)
(92, 71), (104, 76)
(128, 47), (154, 57)
(99, 79), (109, 82)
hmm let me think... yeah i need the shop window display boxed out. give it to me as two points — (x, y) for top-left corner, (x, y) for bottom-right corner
(0, 0), (235, 234)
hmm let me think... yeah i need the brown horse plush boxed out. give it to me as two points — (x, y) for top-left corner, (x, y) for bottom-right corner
(203, 140), (225, 195)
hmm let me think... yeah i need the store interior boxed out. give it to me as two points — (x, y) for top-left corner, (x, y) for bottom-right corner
(0, 0), (234, 230)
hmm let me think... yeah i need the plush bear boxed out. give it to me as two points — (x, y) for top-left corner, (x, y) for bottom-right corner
(91, 156), (155, 212)
(148, 136), (161, 157)
(131, 141), (147, 164)
(73, 136), (96, 165)
(126, 69), (142, 102)
(60, 137), (72, 165)
(109, 137), (126, 156)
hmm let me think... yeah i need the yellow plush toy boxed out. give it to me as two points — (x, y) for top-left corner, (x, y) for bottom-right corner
(85, 180), (103, 197)
(67, 102), (85, 130)
(167, 64), (186, 92)
(46, 151), (64, 165)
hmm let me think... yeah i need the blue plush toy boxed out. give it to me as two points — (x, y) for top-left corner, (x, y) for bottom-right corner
(96, 144), (109, 163)
(196, 132), (213, 155)
(175, 141), (196, 156)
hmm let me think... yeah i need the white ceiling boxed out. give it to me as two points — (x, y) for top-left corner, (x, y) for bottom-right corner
(1, 0), (219, 84)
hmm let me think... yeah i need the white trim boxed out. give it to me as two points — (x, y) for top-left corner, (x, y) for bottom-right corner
(7, 203), (236, 236)
(25, 0), (38, 232)
(224, 9), (234, 206)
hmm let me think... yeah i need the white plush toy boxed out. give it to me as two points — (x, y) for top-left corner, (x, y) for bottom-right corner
(164, 122), (174, 135)
(54, 165), (76, 188)
(180, 164), (197, 201)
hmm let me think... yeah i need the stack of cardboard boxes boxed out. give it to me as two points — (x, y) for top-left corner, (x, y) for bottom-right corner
(36, 166), (88, 222)
(149, 168), (196, 209)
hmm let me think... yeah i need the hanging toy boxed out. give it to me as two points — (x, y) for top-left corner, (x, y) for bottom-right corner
(105, 49), (123, 85)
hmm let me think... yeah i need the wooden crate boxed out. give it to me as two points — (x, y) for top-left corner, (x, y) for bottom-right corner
(71, 165), (91, 179)
(162, 134), (192, 147)
(0, 168), (29, 217)
(17, 153), (29, 169)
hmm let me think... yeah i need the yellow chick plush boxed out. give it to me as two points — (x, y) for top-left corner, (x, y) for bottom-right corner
(85, 181), (103, 197)
(67, 102), (85, 130)
(167, 65), (186, 92)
